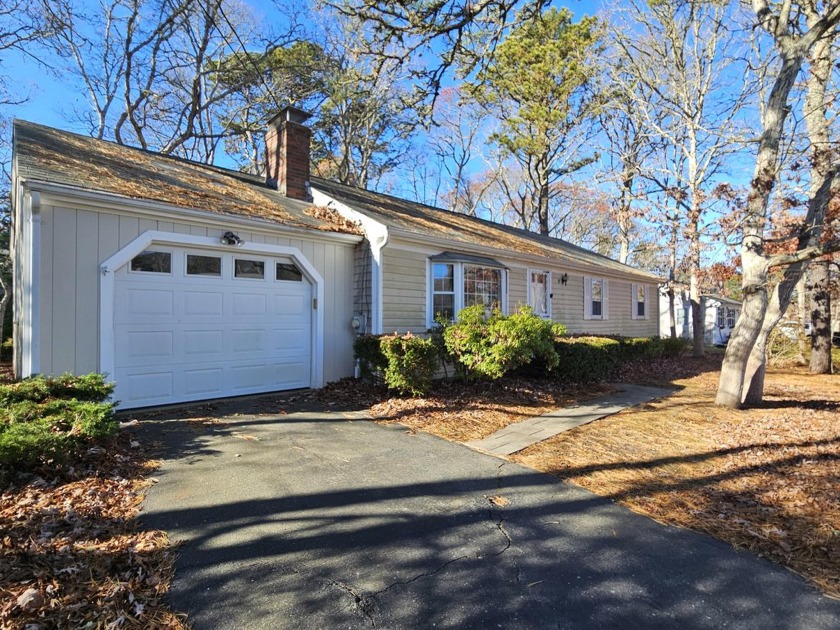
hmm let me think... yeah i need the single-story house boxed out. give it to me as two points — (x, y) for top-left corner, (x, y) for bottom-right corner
(659, 291), (741, 346)
(11, 108), (661, 409)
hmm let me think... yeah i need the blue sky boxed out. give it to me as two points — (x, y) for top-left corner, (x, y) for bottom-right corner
(3, 0), (607, 138)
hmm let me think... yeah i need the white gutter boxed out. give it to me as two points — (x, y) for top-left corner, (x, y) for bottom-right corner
(23, 179), (364, 246)
(312, 187), (389, 334)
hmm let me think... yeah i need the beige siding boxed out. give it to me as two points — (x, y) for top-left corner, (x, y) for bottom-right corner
(37, 204), (356, 386)
(381, 246), (427, 333)
(508, 266), (528, 312)
(553, 273), (658, 337)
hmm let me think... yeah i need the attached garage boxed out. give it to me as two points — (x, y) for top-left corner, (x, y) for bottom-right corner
(102, 233), (326, 409)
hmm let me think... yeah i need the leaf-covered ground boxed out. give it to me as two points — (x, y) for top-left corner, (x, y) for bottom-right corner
(0, 430), (184, 629)
(514, 357), (840, 600)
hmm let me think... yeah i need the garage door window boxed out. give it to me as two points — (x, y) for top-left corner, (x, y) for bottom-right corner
(130, 251), (171, 273)
(235, 259), (265, 279)
(276, 262), (303, 282)
(187, 254), (222, 276)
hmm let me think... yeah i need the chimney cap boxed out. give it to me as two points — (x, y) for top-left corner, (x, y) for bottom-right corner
(268, 105), (312, 127)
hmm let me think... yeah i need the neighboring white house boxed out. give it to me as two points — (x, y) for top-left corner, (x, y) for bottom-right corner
(12, 109), (661, 409)
(660, 291), (741, 346)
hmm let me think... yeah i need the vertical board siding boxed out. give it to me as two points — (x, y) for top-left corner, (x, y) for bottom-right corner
(39, 204), (357, 386)
(381, 246), (427, 333)
(50, 207), (77, 373)
(74, 210), (100, 372)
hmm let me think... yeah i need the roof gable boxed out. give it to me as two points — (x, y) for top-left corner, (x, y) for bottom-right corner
(13, 120), (360, 235)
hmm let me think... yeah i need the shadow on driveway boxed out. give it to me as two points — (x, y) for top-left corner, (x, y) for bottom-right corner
(138, 407), (840, 630)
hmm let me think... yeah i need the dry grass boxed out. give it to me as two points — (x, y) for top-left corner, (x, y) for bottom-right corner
(513, 357), (840, 599)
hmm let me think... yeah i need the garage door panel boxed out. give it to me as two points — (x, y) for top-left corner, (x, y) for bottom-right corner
(183, 367), (224, 396)
(232, 293), (268, 316)
(183, 330), (225, 357)
(230, 329), (267, 354)
(117, 287), (176, 320)
(183, 290), (225, 316)
(119, 371), (175, 404)
(117, 330), (174, 363)
(274, 293), (307, 316)
(274, 328), (308, 352)
(114, 249), (313, 408)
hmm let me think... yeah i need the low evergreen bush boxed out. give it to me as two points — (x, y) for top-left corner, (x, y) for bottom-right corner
(443, 305), (559, 381)
(379, 333), (439, 396)
(0, 373), (117, 472)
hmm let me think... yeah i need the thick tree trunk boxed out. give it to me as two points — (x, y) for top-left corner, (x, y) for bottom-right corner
(809, 260), (832, 373)
(668, 286), (677, 339)
(796, 274), (809, 364)
(715, 46), (805, 408)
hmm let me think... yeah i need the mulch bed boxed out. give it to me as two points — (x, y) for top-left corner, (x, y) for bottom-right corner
(0, 432), (185, 629)
(319, 377), (613, 442)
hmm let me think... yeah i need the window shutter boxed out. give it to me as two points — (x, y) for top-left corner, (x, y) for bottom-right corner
(631, 283), (638, 320)
(603, 280), (609, 320)
(583, 276), (592, 320)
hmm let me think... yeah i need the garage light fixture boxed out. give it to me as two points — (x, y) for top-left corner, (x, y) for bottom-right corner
(220, 231), (244, 246)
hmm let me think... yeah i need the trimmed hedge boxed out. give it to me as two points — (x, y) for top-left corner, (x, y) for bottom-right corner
(0, 373), (117, 472)
(553, 337), (622, 383)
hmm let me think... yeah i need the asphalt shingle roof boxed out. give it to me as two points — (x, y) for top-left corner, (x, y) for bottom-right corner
(312, 177), (661, 282)
(13, 120), (360, 235)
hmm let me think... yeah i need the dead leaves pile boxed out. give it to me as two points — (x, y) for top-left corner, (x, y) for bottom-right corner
(0, 435), (186, 629)
(321, 377), (611, 442)
(514, 359), (840, 599)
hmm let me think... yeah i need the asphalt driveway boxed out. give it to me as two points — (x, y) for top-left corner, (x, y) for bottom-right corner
(139, 402), (840, 629)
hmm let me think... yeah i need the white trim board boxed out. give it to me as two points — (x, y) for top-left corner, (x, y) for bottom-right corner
(99, 230), (326, 398)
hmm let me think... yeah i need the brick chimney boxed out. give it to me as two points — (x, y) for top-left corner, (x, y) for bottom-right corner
(265, 106), (312, 201)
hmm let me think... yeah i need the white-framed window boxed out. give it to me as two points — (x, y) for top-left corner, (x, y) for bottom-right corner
(129, 250), (172, 274)
(528, 270), (551, 318)
(717, 306), (725, 328)
(727, 308), (737, 328)
(631, 283), (648, 320)
(583, 276), (609, 320)
(428, 256), (506, 325)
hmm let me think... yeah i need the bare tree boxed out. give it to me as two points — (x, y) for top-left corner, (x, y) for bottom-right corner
(609, 0), (753, 357)
(716, 0), (840, 408)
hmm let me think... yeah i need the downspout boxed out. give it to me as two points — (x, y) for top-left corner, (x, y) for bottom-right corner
(23, 190), (41, 376)
(369, 231), (389, 334)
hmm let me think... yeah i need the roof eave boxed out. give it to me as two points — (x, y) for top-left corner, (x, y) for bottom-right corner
(20, 178), (364, 245)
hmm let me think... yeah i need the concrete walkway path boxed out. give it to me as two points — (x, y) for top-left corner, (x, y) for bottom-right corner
(466, 385), (672, 456)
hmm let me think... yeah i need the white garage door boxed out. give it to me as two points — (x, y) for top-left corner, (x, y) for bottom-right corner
(113, 247), (313, 408)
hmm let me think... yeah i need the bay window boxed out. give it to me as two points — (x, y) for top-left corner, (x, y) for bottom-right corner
(429, 253), (506, 324)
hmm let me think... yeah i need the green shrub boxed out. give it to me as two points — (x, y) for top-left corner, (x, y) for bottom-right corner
(353, 334), (388, 381)
(0, 373), (117, 472)
(379, 333), (439, 396)
(443, 305), (559, 381)
(553, 337), (622, 383)
(0, 338), (12, 362)
(0, 372), (114, 406)
(660, 336), (689, 358)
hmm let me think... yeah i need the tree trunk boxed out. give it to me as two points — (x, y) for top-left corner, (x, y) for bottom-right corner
(689, 220), (705, 357)
(668, 286), (677, 339)
(796, 274), (809, 364)
(715, 46), (805, 408)
(809, 260), (832, 373)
